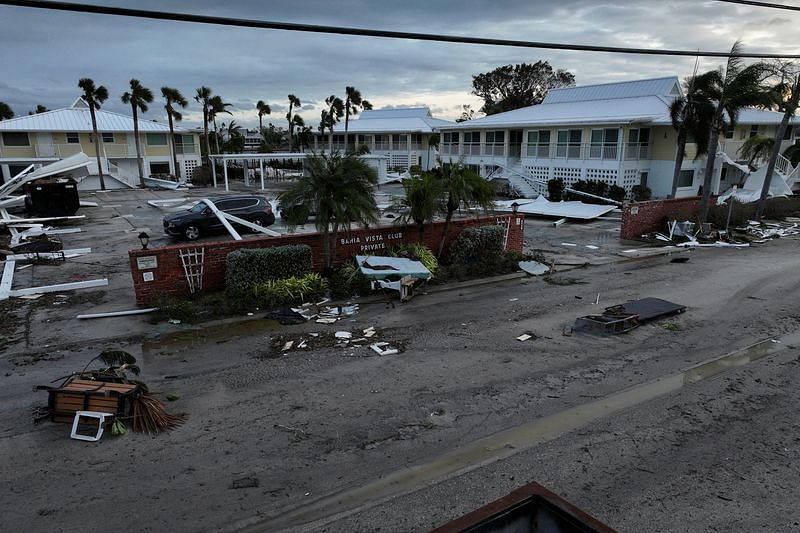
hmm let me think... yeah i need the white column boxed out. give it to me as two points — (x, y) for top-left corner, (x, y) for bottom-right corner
(259, 158), (265, 190)
(223, 159), (229, 192)
(211, 158), (217, 188)
(244, 159), (249, 187)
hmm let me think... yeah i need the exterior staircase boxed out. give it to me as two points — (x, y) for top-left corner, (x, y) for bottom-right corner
(486, 160), (547, 198)
(775, 153), (799, 192)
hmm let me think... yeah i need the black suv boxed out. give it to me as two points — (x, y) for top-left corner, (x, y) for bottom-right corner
(163, 195), (275, 240)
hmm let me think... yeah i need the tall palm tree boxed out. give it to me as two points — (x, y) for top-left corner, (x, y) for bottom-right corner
(194, 86), (212, 164)
(121, 79), (154, 187)
(738, 134), (774, 169)
(393, 172), (445, 243)
(162, 87), (188, 181)
(343, 86), (372, 151)
(435, 159), (496, 258)
(286, 94), (301, 151)
(280, 152), (378, 270)
(208, 95), (232, 154)
(698, 42), (770, 222)
(256, 100), (271, 134)
(756, 64), (800, 219)
(668, 72), (716, 197)
(324, 95), (344, 152)
(78, 78), (109, 190)
(0, 101), (13, 120)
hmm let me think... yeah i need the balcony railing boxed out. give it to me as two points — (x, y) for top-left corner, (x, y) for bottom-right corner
(482, 143), (505, 156)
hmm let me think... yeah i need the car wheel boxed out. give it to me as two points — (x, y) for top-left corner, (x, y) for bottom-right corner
(249, 217), (266, 233)
(184, 225), (201, 240)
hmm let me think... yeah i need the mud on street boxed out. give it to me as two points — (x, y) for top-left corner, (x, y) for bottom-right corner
(1, 202), (800, 531)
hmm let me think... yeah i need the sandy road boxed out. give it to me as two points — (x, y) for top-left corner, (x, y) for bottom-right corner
(1, 238), (799, 532)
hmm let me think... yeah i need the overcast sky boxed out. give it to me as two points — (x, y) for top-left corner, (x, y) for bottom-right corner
(1, 0), (798, 129)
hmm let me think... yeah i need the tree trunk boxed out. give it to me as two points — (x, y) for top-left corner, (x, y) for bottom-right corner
(329, 128), (334, 153)
(344, 108), (350, 153)
(329, 221), (340, 270)
(212, 117), (220, 154)
(168, 112), (181, 180)
(287, 105), (293, 152)
(438, 209), (454, 259)
(698, 108), (723, 223)
(670, 129), (687, 198)
(321, 226), (330, 271)
(203, 109), (211, 165)
(90, 107), (106, 191)
(755, 111), (792, 220)
(132, 105), (145, 187)
(418, 222), (425, 243)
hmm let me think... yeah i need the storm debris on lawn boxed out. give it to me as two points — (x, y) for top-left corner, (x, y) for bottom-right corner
(741, 221), (800, 240)
(370, 342), (399, 356)
(516, 333), (534, 342)
(265, 329), (404, 357)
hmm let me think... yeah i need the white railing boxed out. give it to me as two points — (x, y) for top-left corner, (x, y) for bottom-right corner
(776, 153), (792, 176)
(482, 143), (505, 156)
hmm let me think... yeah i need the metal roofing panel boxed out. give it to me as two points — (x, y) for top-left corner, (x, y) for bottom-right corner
(0, 108), (187, 133)
(344, 115), (453, 133)
(359, 108), (432, 119)
(544, 77), (681, 104)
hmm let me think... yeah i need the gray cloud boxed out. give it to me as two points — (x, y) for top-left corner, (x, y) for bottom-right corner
(0, 0), (797, 126)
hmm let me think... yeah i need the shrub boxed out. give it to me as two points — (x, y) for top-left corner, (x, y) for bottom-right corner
(388, 243), (438, 276)
(252, 273), (328, 308)
(329, 260), (372, 299)
(150, 293), (199, 324)
(631, 185), (652, 202)
(608, 185), (626, 202)
(191, 166), (212, 187)
(547, 178), (564, 201)
(448, 225), (505, 266)
(565, 179), (610, 204)
(226, 245), (312, 295)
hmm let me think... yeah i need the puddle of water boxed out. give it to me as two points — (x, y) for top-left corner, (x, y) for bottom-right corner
(141, 318), (282, 358)
(242, 334), (794, 532)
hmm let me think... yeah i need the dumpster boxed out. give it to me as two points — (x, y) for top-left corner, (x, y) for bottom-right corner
(24, 177), (80, 217)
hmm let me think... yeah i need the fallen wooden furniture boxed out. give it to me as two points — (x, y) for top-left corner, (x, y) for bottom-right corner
(42, 378), (139, 424)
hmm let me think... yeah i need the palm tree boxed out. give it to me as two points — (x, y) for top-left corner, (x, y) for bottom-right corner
(256, 100), (271, 134)
(221, 120), (245, 153)
(208, 95), (232, 154)
(78, 78), (109, 190)
(343, 86), (372, 151)
(698, 42), (770, 222)
(194, 86), (212, 163)
(280, 152), (378, 270)
(756, 64), (800, 219)
(435, 159), (496, 258)
(0, 101), (13, 120)
(668, 72), (716, 197)
(121, 79), (154, 187)
(29, 104), (48, 115)
(393, 172), (445, 243)
(324, 95), (344, 152)
(162, 87), (188, 181)
(287, 94), (301, 151)
(738, 134), (774, 169)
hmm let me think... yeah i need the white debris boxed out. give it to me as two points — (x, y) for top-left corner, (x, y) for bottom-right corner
(335, 331), (352, 339)
(516, 334), (533, 342)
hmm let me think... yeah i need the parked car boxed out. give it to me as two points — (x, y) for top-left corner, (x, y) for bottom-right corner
(163, 195), (275, 240)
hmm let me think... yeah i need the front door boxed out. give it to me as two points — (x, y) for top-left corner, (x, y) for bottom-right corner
(509, 130), (523, 158)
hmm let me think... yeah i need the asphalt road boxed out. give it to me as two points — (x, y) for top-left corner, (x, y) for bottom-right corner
(2, 232), (799, 532)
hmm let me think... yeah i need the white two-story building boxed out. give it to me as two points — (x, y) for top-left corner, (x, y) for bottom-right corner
(437, 77), (797, 198)
(312, 107), (452, 171)
(0, 98), (202, 188)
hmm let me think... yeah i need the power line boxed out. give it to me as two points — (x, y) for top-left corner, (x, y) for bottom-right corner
(716, 0), (800, 11)
(1, 0), (799, 59)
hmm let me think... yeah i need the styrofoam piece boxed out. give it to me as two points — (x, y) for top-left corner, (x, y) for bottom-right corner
(516, 334), (533, 342)
(70, 411), (112, 442)
(335, 331), (353, 339)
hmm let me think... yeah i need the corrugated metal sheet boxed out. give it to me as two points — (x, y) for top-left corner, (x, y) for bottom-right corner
(0, 108), (187, 133)
(342, 110), (453, 133)
(544, 77), (681, 104)
(359, 108), (432, 119)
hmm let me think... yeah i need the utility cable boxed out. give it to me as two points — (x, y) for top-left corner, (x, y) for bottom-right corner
(716, 0), (800, 12)
(1, 0), (799, 59)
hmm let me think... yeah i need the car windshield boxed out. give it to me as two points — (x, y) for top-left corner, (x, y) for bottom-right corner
(189, 202), (207, 213)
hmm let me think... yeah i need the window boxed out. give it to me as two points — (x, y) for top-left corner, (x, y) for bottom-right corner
(590, 128), (619, 159)
(149, 162), (171, 174)
(677, 169), (694, 188)
(102, 132), (114, 143)
(749, 125), (759, 138)
(556, 129), (582, 158)
(527, 130), (550, 157)
(485, 131), (505, 144)
(410, 133), (422, 144)
(463, 131), (480, 144)
(2, 132), (30, 146)
(442, 132), (457, 144)
(66, 132), (80, 144)
(146, 133), (168, 146)
(724, 127), (734, 139)
(627, 128), (650, 159)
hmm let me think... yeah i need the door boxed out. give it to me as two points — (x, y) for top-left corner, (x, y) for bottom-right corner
(37, 133), (56, 157)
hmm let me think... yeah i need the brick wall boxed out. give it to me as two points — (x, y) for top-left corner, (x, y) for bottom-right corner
(619, 196), (708, 240)
(129, 214), (524, 306)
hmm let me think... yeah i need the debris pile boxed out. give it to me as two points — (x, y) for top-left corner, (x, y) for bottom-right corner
(741, 220), (800, 242)
(269, 326), (401, 357)
(573, 297), (686, 336)
(644, 219), (750, 248)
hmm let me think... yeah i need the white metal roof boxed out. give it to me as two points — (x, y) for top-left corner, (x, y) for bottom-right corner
(323, 107), (453, 134)
(441, 76), (790, 130)
(359, 108), (433, 119)
(0, 100), (188, 133)
(543, 76), (681, 104)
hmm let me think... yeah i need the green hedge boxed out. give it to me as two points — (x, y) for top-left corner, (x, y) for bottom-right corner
(226, 245), (313, 295)
(448, 225), (505, 265)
